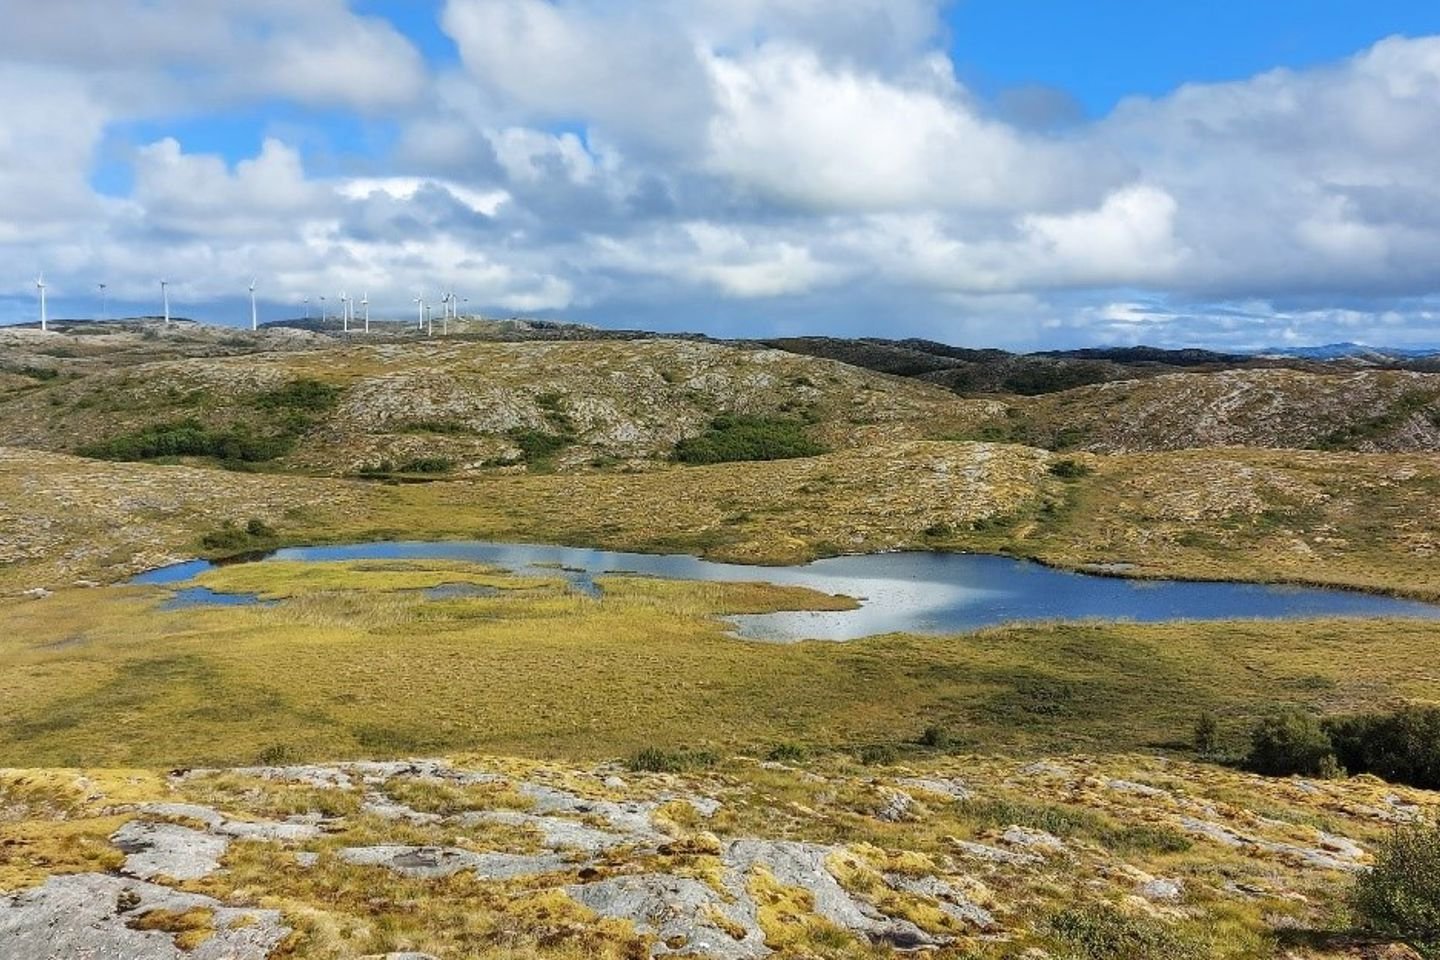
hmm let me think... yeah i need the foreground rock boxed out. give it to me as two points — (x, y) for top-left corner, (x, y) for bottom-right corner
(1, 753), (1433, 959)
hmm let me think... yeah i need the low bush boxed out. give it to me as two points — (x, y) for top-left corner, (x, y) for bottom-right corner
(255, 378), (341, 413)
(855, 743), (899, 766)
(627, 747), (719, 774)
(1194, 711), (1221, 756)
(200, 518), (279, 553)
(1048, 457), (1094, 479)
(674, 415), (827, 465)
(918, 725), (954, 749)
(1049, 902), (1204, 959)
(766, 742), (810, 763)
(1352, 822), (1440, 956)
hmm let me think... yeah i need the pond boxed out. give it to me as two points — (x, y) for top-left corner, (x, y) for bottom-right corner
(129, 540), (1440, 642)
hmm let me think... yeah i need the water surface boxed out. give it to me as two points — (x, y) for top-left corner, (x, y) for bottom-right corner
(131, 540), (1440, 642)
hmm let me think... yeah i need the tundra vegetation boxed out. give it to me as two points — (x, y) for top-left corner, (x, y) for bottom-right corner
(1, 322), (1438, 958)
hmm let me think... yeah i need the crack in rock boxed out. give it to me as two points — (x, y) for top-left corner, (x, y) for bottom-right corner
(566, 874), (769, 960)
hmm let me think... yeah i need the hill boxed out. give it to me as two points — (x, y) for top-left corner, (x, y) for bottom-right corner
(0, 335), (1001, 476)
(1010, 368), (1440, 453)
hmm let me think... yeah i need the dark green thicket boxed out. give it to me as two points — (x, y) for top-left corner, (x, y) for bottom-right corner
(1244, 707), (1339, 778)
(1324, 706), (1440, 789)
(78, 378), (342, 465)
(1240, 705), (1440, 788)
(674, 415), (827, 465)
(1352, 823), (1440, 957)
(79, 420), (294, 463)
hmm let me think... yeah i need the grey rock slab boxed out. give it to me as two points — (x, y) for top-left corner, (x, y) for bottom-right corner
(874, 788), (916, 823)
(0, 873), (287, 960)
(949, 839), (1043, 867)
(517, 783), (662, 839)
(111, 821), (229, 881)
(1137, 878), (1184, 902)
(1000, 827), (1066, 854)
(896, 777), (972, 802)
(884, 874), (996, 930)
(566, 874), (768, 960)
(724, 840), (943, 950)
(470, 810), (634, 854)
(1177, 817), (1366, 872)
(339, 845), (483, 879)
(138, 802), (321, 842)
(362, 792), (443, 825)
(339, 845), (571, 881)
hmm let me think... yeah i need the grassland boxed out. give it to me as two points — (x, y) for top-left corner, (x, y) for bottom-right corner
(1, 558), (1437, 770)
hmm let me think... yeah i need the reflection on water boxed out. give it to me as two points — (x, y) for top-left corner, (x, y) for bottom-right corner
(131, 541), (1440, 643)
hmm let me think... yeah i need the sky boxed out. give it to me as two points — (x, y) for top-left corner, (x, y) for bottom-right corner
(3, 1), (1440, 349)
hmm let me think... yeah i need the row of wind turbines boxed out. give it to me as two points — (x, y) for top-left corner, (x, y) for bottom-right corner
(32, 275), (473, 336)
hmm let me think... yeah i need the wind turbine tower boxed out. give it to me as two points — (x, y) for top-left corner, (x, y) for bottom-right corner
(98, 282), (108, 322)
(160, 279), (170, 325)
(361, 293), (370, 333)
(249, 279), (258, 332)
(415, 294), (424, 332)
(340, 292), (349, 333)
(35, 274), (47, 332)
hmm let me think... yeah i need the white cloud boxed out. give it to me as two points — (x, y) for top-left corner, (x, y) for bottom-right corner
(4, 3), (1440, 348)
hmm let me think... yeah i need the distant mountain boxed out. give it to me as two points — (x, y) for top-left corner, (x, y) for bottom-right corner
(1256, 342), (1440, 361)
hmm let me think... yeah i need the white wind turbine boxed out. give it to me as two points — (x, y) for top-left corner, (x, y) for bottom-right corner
(35, 273), (47, 332)
(414, 293), (425, 332)
(319, 295), (326, 324)
(160, 279), (170, 325)
(98, 282), (108, 322)
(303, 296), (311, 321)
(248, 279), (258, 331)
(361, 292), (370, 333)
(340, 292), (350, 333)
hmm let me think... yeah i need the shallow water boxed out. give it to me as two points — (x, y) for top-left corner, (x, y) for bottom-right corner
(130, 540), (1440, 642)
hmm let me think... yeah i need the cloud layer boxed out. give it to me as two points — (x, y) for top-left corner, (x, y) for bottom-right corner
(2, 0), (1438, 347)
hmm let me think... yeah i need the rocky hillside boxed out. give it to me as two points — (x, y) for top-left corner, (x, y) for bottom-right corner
(1, 753), (1430, 958)
(0, 337), (1001, 475)
(1011, 369), (1440, 453)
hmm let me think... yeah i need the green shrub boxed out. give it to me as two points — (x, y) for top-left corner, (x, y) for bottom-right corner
(1325, 706), (1440, 790)
(398, 457), (453, 474)
(508, 428), (572, 467)
(1048, 458), (1094, 479)
(1049, 902), (1204, 959)
(1352, 823), (1440, 955)
(765, 742), (810, 763)
(1244, 707), (1339, 778)
(79, 420), (294, 464)
(674, 415), (827, 465)
(1194, 712), (1220, 756)
(856, 743), (899, 766)
(918, 725), (954, 749)
(255, 378), (341, 412)
(201, 518), (279, 553)
(627, 747), (719, 774)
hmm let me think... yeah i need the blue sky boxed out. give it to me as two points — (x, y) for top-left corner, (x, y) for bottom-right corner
(3, 0), (1440, 348)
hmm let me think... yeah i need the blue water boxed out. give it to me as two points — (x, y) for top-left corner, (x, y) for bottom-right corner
(128, 540), (1440, 642)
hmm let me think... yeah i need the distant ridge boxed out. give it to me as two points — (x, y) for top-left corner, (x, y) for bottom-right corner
(1255, 342), (1440, 361)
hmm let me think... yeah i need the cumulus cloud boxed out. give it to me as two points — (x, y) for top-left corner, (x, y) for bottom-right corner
(2, 1), (1440, 347)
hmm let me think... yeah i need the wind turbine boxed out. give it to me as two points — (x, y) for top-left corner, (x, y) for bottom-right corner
(98, 282), (108, 322)
(303, 296), (311, 321)
(441, 293), (451, 336)
(160, 279), (170, 325)
(248, 279), (258, 332)
(361, 292), (370, 333)
(415, 293), (424, 331)
(340, 292), (349, 333)
(35, 273), (47, 332)
(319, 295), (326, 324)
